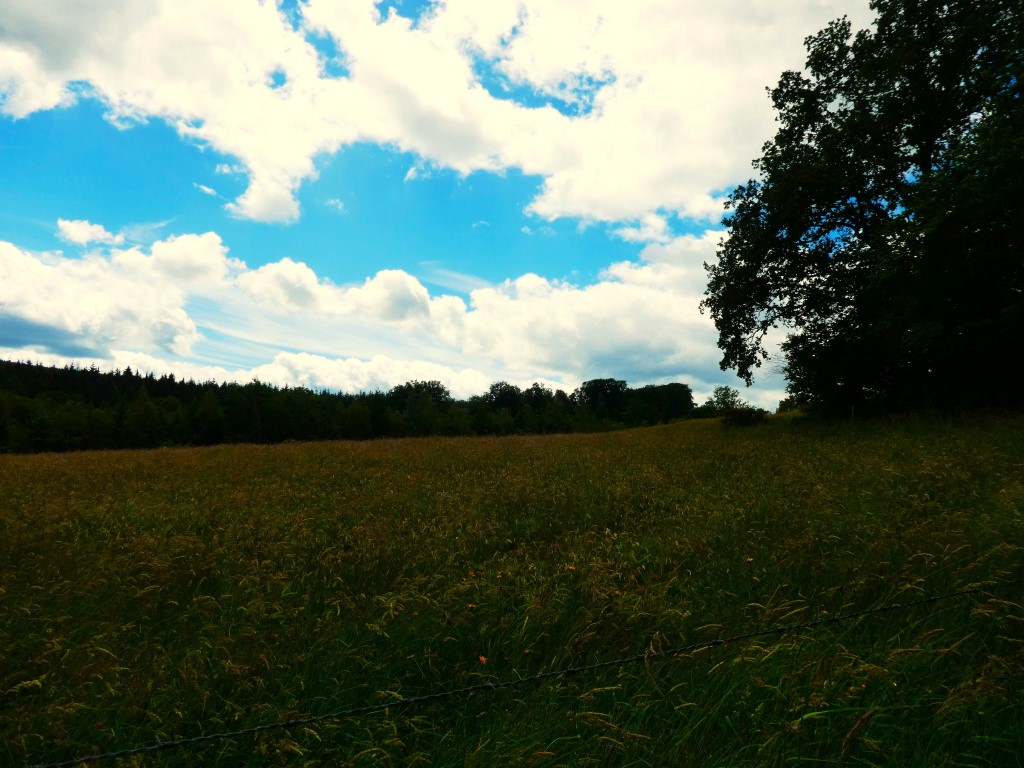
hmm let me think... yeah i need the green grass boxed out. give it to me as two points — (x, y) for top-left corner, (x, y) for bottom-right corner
(2, 414), (1022, 767)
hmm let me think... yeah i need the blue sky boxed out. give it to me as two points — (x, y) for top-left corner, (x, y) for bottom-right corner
(0, 0), (872, 406)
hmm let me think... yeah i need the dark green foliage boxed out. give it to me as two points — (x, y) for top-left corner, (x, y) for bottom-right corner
(721, 407), (769, 427)
(776, 394), (806, 413)
(523, 381), (554, 411)
(0, 360), (702, 452)
(484, 380), (524, 416)
(386, 380), (453, 413)
(191, 390), (226, 445)
(702, 0), (1023, 415)
(705, 385), (747, 412)
(627, 382), (695, 424)
(692, 386), (769, 424)
(693, 385), (748, 419)
(572, 378), (629, 420)
(120, 387), (165, 448)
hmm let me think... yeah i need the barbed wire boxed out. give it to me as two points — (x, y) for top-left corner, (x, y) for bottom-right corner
(28, 578), (1023, 768)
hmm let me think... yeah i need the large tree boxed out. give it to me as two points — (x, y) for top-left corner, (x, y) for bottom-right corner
(702, 0), (1023, 414)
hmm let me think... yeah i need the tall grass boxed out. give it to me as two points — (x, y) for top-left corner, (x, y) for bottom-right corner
(2, 414), (1022, 766)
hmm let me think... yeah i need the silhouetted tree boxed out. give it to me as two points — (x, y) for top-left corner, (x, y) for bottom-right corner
(573, 379), (629, 420)
(443, 405), (472, 436)
(626, 383), (695, 424)
(541, 393), (571, 433)
(387, 381), (453, 414)
(702, 0), (1023, 414)
(485, 381), (524, 417)
(121, 387), (166, 448)
(523, 382), (554, 411)
(191, 390), (226, 445)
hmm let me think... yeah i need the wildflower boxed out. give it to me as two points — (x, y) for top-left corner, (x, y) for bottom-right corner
(479, 655), (487, 664)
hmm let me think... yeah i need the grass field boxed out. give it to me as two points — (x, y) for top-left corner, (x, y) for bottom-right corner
(2, 414), (1022, 767)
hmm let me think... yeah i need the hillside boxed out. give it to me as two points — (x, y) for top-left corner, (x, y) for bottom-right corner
(3, 415), (1022, 766)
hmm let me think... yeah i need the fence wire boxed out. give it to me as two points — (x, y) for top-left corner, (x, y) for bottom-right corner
(27, 578), (1023, 768)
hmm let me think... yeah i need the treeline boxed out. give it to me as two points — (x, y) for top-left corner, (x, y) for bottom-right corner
(0, 360), (707, 453)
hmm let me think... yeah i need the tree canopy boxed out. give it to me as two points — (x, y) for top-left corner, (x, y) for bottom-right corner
(0, 360), (699, 453)
(702, 0), (1023, 414)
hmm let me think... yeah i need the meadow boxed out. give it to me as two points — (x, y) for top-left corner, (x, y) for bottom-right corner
(2, 414), (1022, 767)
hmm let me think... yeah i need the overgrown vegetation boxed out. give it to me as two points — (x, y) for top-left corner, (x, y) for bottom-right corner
(3, 414), (1021, 766)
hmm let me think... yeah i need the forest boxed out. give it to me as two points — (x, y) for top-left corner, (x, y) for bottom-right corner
(0, 359), (715, 453)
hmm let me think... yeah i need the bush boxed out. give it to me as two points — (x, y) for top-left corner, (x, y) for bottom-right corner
(722, 407), (769, 427)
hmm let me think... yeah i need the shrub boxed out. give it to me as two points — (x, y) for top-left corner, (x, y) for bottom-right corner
(722, 406), (769, 426)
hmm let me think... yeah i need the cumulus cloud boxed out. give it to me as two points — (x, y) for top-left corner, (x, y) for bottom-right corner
(113, 232), (242, 288)
(0, 0), (346, 222)
(458, 262), (716, 381)
(104, 350), (495, 400)
(1, 220), (791, 405)
(0, 0), (873, 225)
(614, 213), (673, 244)
(0, 43), (73, 116)
(235, 260), (433, 324)
(236, 257), (328, 310)
(56, 218), (125, 245)
(247, 351), (493, 398)
(349, 270), (432, 323)
(0, 239), (198, 356)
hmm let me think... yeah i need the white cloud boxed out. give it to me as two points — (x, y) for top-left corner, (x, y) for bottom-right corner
(247, 351), (493, 398)
(113, 232), (242, 288)
(194, 182), (217, 196)
(0, 43), (73, 117)
(56, 218), (125, 245)
(614, 213), (673, 244)
(0, 345), (496, 401)
(0, 0), (348, 223)
(105, 350), (495, 399)
(0, 224), (786, 404)
(1, 0), (874, 225)
(325, 198), (345, 212)
(236, 256), (329, 310)
(403, 162), (434, 183)
(234, 259), (433, 324)
(457, 263), (716, 381)
(349, 270), (432, 323)
(0, 239), (198, 356)
(520, 224), (555, 237)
